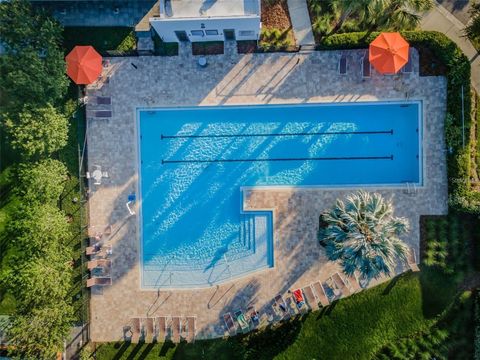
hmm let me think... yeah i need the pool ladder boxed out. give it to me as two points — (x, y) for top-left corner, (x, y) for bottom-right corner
(404, 182), (417, 195)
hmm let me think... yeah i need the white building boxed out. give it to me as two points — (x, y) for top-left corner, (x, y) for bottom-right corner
(150, 0), (261, 43)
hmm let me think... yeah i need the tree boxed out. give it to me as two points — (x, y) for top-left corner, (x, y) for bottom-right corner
(4, 104), (68, 159)
(16, 159), (68, 204)
(363, 0), (433, 32)
(465, 3), (480, 43)
(318, 191), (409, 282)
(0, 0), (68, 109)
(6, 203), (71, 259)
(7, 303), (73, 360)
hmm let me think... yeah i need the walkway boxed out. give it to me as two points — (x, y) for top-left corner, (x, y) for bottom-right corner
(421, 1), (480, 93)
(287, 0), (315, 46)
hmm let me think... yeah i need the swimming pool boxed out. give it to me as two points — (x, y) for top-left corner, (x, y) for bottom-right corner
(137, 101), (422, 288)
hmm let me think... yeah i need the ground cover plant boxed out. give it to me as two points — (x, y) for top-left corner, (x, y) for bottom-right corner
(63, 26), (136, 54)
(259, 0), (295, 51)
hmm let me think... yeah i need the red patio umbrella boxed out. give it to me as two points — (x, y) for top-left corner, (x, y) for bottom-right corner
(65, 46), (102, 84)
(369, 32), (409, 75)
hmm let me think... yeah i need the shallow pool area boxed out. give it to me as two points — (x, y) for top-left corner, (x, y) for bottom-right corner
(137, 101), (422, 288)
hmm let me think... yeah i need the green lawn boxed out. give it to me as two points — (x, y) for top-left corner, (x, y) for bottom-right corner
(92, 270), (461, 360)
(63, 27), (136, 54)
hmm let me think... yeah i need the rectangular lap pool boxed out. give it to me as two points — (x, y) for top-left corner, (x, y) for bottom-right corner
(137, 101), (422, 288)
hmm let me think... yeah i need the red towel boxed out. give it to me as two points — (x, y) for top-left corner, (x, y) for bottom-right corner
(293, 289), (303, 303)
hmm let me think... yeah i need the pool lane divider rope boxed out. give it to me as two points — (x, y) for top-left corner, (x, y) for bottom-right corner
(161, 155), (394, 165)
(160, 130), (394, 140)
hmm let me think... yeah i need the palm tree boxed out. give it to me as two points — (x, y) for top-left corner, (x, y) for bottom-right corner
(364, 0), (433, 32)
(318, 191), (409, 283)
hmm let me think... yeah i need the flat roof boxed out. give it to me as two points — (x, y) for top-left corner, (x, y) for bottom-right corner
(162, 0), (260, 19)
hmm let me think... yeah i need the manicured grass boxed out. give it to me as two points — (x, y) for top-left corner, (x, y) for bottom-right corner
(62, 27), (136, 54)
(93, 271), (459, 360)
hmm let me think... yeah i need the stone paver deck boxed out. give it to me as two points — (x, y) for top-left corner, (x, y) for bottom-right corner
(86, 46), (447, 342)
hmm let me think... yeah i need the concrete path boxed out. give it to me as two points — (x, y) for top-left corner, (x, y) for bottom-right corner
(421, 2), (479, 93)
(287, 0), (315, 46)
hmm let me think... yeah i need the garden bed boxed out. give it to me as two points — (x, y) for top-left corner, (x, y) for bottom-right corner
(63, 27), (136, 54)
(153, 34), (178, 56)
(192, 41), (224, 55)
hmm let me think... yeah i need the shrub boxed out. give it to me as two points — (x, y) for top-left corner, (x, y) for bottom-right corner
(4, 104), (69, 159)
(259, 28), (294, 51)
(16, 159), (68, 205)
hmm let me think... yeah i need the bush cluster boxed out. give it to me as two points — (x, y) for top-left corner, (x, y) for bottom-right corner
(0, 0), (75, 358)
(317, 30), (479, 213)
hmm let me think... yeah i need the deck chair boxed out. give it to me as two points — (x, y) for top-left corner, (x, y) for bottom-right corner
(131, 318), (141, 343)
(157, 316), (167, 342)
(87, 259), (111, 270)
(273, 294), (290, 318)
(338, 53), (347, 75)
(234, 310), (249, 333)
(247, 306), (260, 327)
(332, 273), (351, 297)
(361, 50), (371, 78)
(86, 277), (112, 287)
(94, 110), (112, 118)
(185, 316), (196, 343)
(223, 313), (236, 335)
(171, 316), (181, 343)
(312, 281), (330, 307)
(408, 247), (420, 272)
(102, 171), (109, 178)
(302, 285), (319, 310)
(96, 96), (112, 105)
(291, 289), (306, 310)
(145, 318), (154, 343)
(345, 273), (361, 293)
(401, 50), (413, 73)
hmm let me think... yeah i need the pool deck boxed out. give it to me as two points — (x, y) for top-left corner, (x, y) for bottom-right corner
(86, 46), (447, 342)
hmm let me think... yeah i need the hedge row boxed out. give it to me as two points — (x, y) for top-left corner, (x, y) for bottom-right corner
(317, 31), (479, 213)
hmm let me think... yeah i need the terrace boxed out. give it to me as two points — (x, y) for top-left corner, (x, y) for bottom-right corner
(85, 45), (447, 342)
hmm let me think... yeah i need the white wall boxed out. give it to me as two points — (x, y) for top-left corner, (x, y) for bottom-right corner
(150, 16), (261, 42)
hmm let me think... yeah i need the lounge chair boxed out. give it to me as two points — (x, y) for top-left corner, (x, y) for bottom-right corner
(338, 53), (347, 75)
(332, 273), (351, 296)
(234, 310), (249, 333)
(171, 316), (181, 343)
(96, 96), (112, 105)
(185, 316), (196, 343)
(302, 285), (319, 310)
(291, 289), (306, 310)
(312, 281), (330, 307)
(145, 318), (154, 343)
(86, 277), (112, 287)
(247, 306), (260, 327)
(94, 110), (112, 118)
(273, 294), (289, 317)
(157, 316), (167, 341)
(223, 312), (236, 335)
(361, 51), (371, 78)
(408, 247), (420, 272)
(131, 318), (141, 343)
(345, 273), (361, 293)
(87, 259), (111, 270)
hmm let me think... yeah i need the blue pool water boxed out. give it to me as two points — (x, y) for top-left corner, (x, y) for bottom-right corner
(137, 101), (422, 288)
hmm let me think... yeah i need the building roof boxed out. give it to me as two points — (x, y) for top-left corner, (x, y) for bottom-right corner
(160, 0), (260, 19)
